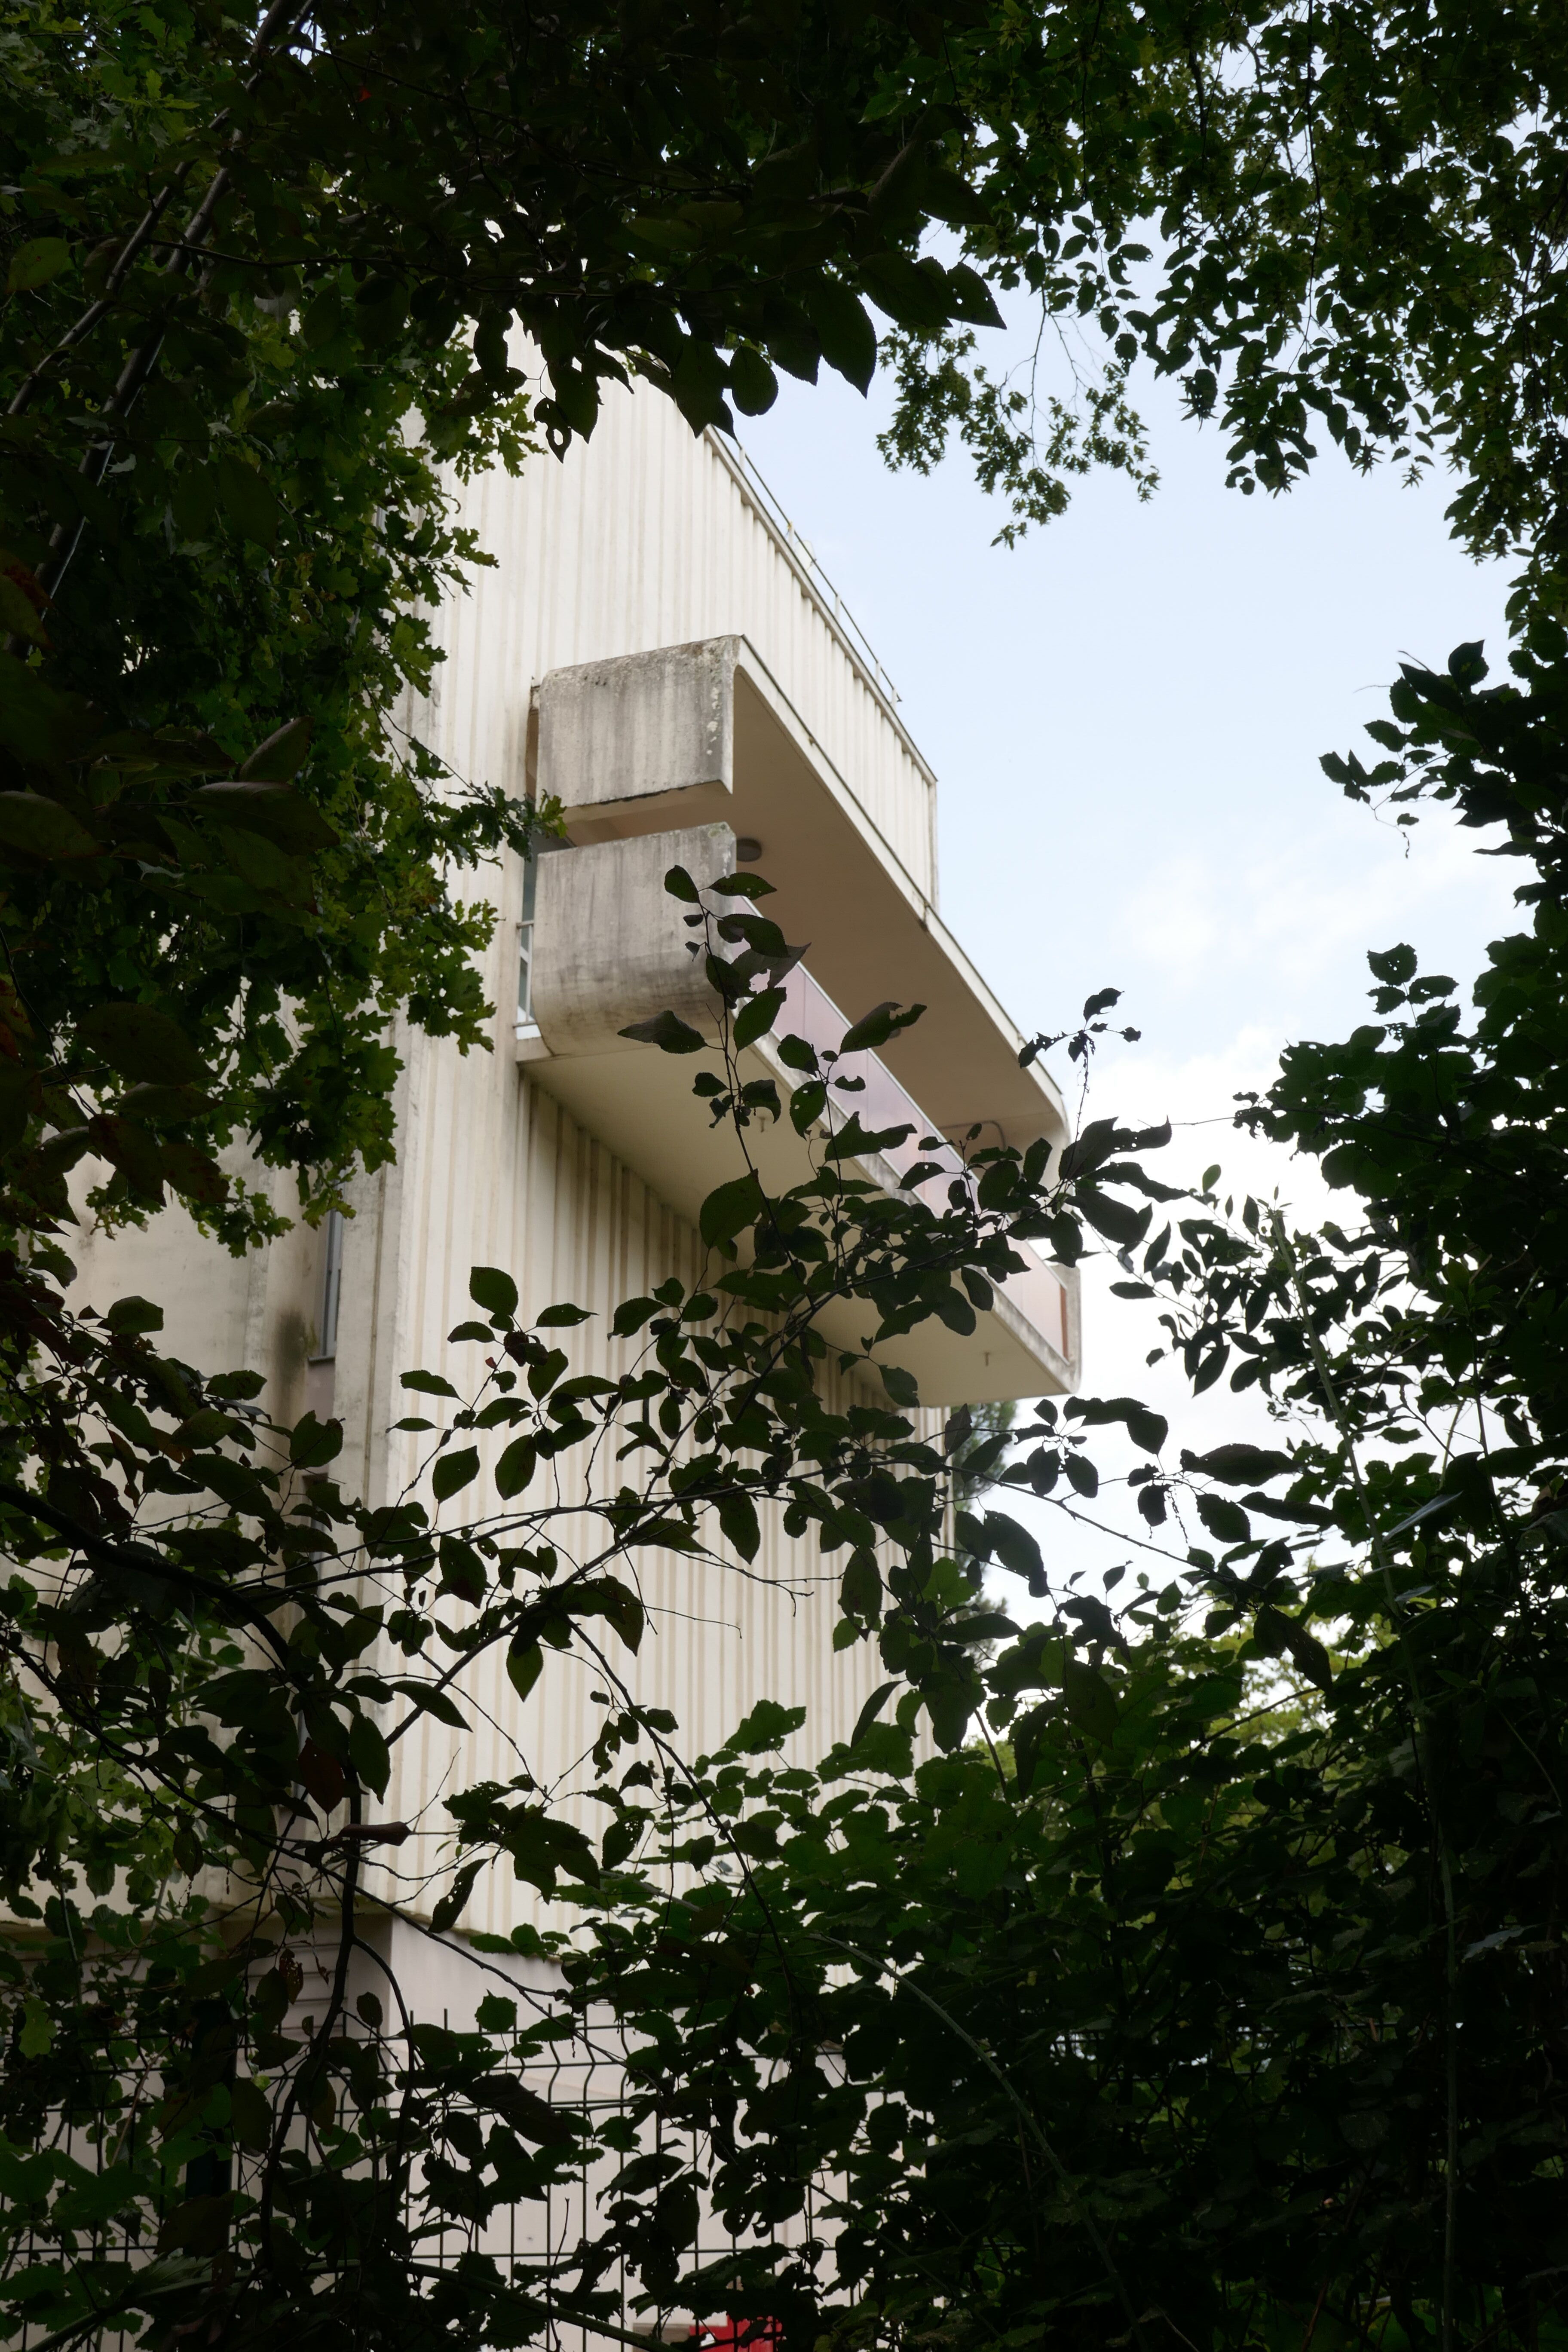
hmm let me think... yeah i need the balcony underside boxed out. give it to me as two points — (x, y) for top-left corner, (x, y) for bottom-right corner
(536, 638), (1068, 1155)
(524, 641), (1080, 1407)
(525, 1027), (1075, 1408)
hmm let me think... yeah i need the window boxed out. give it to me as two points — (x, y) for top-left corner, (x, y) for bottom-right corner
(518, 847), (539, 1025)
(313, 1210), (344, 1363)
(518, 836), (566, 1026)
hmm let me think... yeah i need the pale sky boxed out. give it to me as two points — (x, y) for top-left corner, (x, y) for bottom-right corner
(731, 344), (1519, 1586)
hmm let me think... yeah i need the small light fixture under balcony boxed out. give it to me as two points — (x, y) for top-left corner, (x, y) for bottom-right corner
(734, 835), (763, 864)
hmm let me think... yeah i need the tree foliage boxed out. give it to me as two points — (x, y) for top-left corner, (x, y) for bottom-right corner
(562, 628), (1568, 2352)
(2, 1), (1568, 2348)
(0, 858), (1166, 2349)
(3, 0), (1565, 1244)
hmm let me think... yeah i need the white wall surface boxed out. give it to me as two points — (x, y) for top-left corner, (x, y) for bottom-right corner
(421, 382), (938, 896)
(66, 380), (956, 1938)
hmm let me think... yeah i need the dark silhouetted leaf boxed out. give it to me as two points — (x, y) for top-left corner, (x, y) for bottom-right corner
(619, 1009), (705, 1052)
(470, 1265), (519, 1323)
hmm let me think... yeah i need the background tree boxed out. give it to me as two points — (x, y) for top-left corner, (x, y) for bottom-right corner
(0, 872), (1158, 2351)
(3, 0), (1566, 1263)
(561, 633), (1568, 2352)
(4, 0), (1568, 2347)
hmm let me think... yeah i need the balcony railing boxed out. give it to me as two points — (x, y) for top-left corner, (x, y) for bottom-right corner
(519, 817), (1076, 1396)
(770, 964), (1072, 1366)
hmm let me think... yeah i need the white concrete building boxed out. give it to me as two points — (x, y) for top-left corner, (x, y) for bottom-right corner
(69, 384), (1077, 1969)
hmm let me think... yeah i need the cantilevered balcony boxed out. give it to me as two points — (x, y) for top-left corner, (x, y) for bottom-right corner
(512, 640), (1078, 1406)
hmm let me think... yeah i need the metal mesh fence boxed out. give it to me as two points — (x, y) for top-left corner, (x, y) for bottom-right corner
(1, 2020), (817, 2352)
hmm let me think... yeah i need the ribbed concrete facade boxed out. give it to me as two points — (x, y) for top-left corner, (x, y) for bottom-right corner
(69, 379), (1063, 1952)
(425, 392), (938, 898)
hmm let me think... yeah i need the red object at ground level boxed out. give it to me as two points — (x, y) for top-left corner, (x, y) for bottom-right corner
(693, 2320), (781, 2349)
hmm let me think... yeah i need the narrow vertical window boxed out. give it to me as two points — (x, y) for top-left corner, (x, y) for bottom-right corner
(315, 1209), (344, 1363)
(518, 848), (538, 1025)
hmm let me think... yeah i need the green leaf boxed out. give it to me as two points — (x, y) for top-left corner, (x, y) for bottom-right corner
(438, 1535), (487, 1603)
(700, 1170), (766, 1248)
(198, 1455), (271, 1514)
(78, 1003), (205, 1086)
(1196, 1491), (1251, 1545)
(1367, 942), (1418, 985)
(945, 262), (1004, 327)
(1182, 1442), (1294, 1485)
(823, 1111), (916, 1164)
(211, 821), (311, 902)
(193, 782), (337, 854)
(398, 1681), (469, 1728)
(7, 238), (72, 294)
(290, 1410), (343, 1468)
(619, 1009), (706, 1052)
(733, 987), (785, 1049)
(121, 1081), (206, 1125)
(728, 346), (779, 414)
(18, 1996), (53, 2057)
(171, 462), (219, 539)
(1255, 1605), (1334, 1691)
(1076, 1187), (1152, 1247)
(789, 1078), (828, 1135)
(536, 1302), (591, 1326)
(0, 792), (97, 862)
(214, 454), (279, 548)
(801, 277), (877, 392)
(431, 1858), (484, 1934)
(1067, 1396), (1168, 1454)
(840, 1548), (882, 1619)
(229, 2077), (272, 2153)
(347, 1711), (390, 1798)
(663, 865), (700, 902)
(858, 252), (955, 334)
(495, 1436), (537, 1498)
(431, 1445), (479, 1500)
(717, 1487), (761, 1562)
(984, 1511), (1044, 1587)
(602, 1812), (643, 1869)
(840, 999), (924, 1052)
(401, 1368), (459, 1396)
(240, 717), (313, 781)
(1061, 1659), (1117, 1742)
(0, 576), (46, 646)
(849, 1679), (897, 1746)
(85, 1109), (160, 1199)
(506, 1638), (544, 1703)
(484, 2071), (578, 2142)
(104, 1295), (164, 1335)
(0, 656), (97, 771)
(469, 1265), (519, 1323)
(721, 1698), (806, 1755)
(672, 337), (732, 431)
(583, 1575), (646, 1651)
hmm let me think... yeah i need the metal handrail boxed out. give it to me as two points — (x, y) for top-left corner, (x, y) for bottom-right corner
(709, 433), (905, 716)
(771, 963), (1072, 1368)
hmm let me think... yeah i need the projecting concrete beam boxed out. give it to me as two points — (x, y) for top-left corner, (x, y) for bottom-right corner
(521, 820), (1078, 1403)
(535, 639), (738, 845)
(530, 822), (735, 1056)
(530, 634), (1069, 1156)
